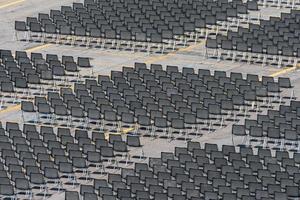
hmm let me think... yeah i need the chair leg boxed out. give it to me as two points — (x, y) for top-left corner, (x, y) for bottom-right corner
(220, 117), (224, 128)
(290, 89), (295, 100)
(297, 142), (300, 153)
(245, 135), (250, 147)
(208, 121), (212, 133)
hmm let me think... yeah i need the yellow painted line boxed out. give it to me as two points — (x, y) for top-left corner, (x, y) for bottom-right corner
(0, 104), (21, 115)
(122, 127), (134, 134)
(104, 127), (135, 140)
(104, 132), (121, 140)
(270, 66), (297, 77)
(25, 44), (53, 53)
(145, 41), (205, 64)
(104, 132), (110, 140)
(0, 0), (24, 9)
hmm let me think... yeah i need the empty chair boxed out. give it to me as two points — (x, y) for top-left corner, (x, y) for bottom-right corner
(65, 191), (79, 200)
(21, 101), (35, 112)
(126, 135), (141, 147)
(113, 141), (128, 152)
(0, 184), (15, 199)
(205, 143), (218, 153)
(77, 57), (91, 68)
(232, 125), (246, 136)
(83, 193), (98, 200)
(278, 77), (291, 88)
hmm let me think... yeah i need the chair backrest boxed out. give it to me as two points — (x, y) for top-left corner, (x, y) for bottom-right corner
(232, 125), (246, 136)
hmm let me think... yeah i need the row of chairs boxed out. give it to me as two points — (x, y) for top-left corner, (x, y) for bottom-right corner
(233, 100), (300, 151)
(206, 10), (300, 67)
(0, 49), (92, 108)
(15, 0), (258, 53)
(258, 0), (300, 8)
(64, 141), (300, 200)
(0, 121), (142, 200)
(21, 63), (293, 141)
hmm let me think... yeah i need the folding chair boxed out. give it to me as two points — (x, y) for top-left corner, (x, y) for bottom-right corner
(0, 184), (16, 200)
(65, 191), (79, 200)
(153, 117), (168, 138)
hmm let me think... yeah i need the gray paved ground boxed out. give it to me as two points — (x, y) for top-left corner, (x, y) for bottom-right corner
(1, 0), (300, 199)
